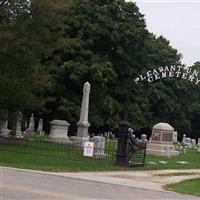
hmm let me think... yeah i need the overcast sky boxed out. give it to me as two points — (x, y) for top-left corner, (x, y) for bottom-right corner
(130, 0), (200, 66)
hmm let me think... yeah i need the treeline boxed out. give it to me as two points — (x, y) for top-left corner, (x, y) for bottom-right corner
(0, 0), (199, 139)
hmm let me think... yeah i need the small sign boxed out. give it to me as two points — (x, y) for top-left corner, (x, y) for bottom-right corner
(83, 141), (94, 157)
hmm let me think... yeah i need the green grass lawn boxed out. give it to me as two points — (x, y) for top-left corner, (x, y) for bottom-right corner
(164, 178), (200, 197)
(156, 172), (198, 177)
(143, 148), (200, 170)
(0, 149), (121, 171)
(0, 137), (200, 171)
(0, 137), (120, 171)
(1, 137), (200, 197)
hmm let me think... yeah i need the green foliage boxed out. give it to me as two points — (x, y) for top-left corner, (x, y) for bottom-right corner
(0, 0), (199, 137)
(0, 0), (72, 113)
(0, 0), (30, 22)
(0, 2), (38, 111)
(42, 0), (149, 129)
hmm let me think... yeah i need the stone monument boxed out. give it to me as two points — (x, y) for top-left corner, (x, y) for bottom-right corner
(141, 134), (147, 144)
(14, 111), (23, 138)
(37, 118), (44, 135)
(146, 122), (179, 156)
(198, 138), (200, 153)
(26, 113), (35, 134)
(92, 136), (106, 157)
(77, 82), (90, 137)
(71, 82), (91, 146)
(0, 109), (10, 137)
(198, 138), (200, 147)
(173, 131), (178, 144)
(191, 139), (196, 146)
(182, 134), (186, 145)
(185, 137), (192, 148)
(0, 119), (11, 137)
(48, 120), (70, 143)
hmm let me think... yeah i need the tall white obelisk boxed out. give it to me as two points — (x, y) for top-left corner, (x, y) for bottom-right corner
(77, 82), (90, 138)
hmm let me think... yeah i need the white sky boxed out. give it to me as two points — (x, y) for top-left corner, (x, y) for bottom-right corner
(129, 0), (200, 66)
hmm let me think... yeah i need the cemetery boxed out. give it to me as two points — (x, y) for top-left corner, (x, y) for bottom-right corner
(0, 0), (200, 198)
(0, 81), (200, 172)
(0, 78), (199, 197)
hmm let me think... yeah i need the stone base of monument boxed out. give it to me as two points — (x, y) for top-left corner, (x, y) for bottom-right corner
(77, 121), (90, 138)
(1, 129), (11, 137)
(147, 143), (179, 157)
(35, 131), (45, 136)
(14, 131), (24, 139)
(47, 137), (69, 144)
(70, 136), (89, 148)
(23, 130), (35, 136)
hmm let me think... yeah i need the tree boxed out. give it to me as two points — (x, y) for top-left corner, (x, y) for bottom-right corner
(1, 0), (197, 137)
(185, 62), (200, 139)
(0, 0), (36, 112)
(140, 36), (199, 138)
(41, 0), (150, 131)
(0, 0), (30, 23)
(0, 0), (72, 117)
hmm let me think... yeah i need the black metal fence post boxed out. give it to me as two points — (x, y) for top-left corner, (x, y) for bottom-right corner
(116, 120), (131, 167)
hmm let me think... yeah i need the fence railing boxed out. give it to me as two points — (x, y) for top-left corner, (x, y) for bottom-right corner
(0, 135), (146, 167)
(0, 136), (118, 166)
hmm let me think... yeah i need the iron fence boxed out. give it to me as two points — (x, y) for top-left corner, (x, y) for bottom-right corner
(0, 136), (118, 166)
(0, 135), (146, 167)
(126, 133), (146, 167)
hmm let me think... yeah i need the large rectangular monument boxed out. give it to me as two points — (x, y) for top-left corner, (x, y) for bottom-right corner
(147, 122), (179, 157)
(48, 120), (70, 143)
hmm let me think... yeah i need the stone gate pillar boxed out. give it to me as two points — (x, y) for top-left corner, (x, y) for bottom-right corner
(116, 120), (131, 167)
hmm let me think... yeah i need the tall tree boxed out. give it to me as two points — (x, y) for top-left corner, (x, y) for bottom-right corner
(0, 0), (72, 115)
(42, 0), (149, 131)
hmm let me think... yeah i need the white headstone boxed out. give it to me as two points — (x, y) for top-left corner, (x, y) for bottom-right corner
(185, 137), (192, 148)
(191, 139), (196, 146)
(141, 134), (147, 144)
(182, 134), (186, 145)
(26, 113), (35, 134)
(92, 136), (105, 157)
(14, 111), (23, 138)
(165, 145), (171, 158)
(173, 131), (178, 144)
(198, 138), (200, 147)
(37, 118), (44, 135)
(77, 82), (90, 138)
(0, 110), (10, 137)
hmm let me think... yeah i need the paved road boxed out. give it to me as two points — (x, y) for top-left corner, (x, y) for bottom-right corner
(1, 167), (199, 200)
